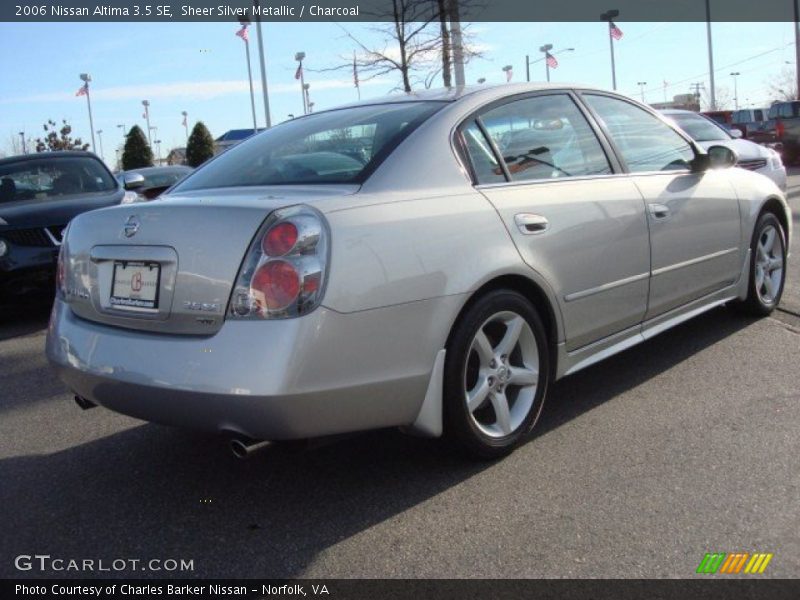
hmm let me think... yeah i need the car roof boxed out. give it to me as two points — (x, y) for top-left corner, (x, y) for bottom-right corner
(0, 150), (101, 166)
(321, 82), (592, 112)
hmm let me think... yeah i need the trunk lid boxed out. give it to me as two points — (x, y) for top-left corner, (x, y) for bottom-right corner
(62, 185), (355, 335)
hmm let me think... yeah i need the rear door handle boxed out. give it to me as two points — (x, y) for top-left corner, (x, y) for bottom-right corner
(648, 203), (670, 219)
(514, 213), (550, 235)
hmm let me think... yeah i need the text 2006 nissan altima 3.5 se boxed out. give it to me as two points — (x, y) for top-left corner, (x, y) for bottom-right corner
(47, 84), (792, 459)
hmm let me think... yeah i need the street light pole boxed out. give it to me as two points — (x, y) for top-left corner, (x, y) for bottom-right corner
(253, 0), (272, 128)
(79, 73), (97, 153)
(142, 100), (152, 147)
(18, 131), (26, 154)
(96, 129), (104, 162)
(730, 72), (740, 110)
(705, 0), (716, 110)
(303, 83), (311, 113)
(295, 51), (307, 114)
(600, 10), (620, 90)
(181, 111), (189, 143)
(637, 81), (647, 103)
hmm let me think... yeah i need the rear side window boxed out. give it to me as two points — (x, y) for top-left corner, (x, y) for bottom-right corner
(464, 94), (611, 184)
(461, 121), (506, 184)
(174, 102), (443, 191)
(584, 94), (694, 173)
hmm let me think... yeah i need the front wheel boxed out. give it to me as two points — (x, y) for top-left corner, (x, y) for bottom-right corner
(737, 212), (787, 316)
(443, 290), (550, 459)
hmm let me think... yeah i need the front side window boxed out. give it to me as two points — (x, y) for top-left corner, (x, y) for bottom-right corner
(469, 94), (611, 183)
(0, 156), (116, 204)
(174, 102), (444, 191)
(584, 94), (695, 173)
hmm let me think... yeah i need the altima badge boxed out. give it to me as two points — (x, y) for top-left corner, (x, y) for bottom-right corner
(123, 215), (140, 238)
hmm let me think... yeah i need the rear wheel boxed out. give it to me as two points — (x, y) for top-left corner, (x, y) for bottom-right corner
(444, 290), (549, 459)
(737, 212), (786, 316)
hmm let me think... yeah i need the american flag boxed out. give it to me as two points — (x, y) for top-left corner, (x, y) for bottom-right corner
(294, 64), (303, 80)
(75, 83), (88, 97)
(235, 24), (249, 42)
(545, 52), (559, 69)
(609, 21), (623, 40)
(353, 51), (359, 88)
(505, 68), (513, 82)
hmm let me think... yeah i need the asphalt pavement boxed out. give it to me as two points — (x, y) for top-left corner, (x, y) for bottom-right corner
(1, 172), (799, 579)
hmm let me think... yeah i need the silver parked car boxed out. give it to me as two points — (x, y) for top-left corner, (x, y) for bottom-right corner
(47, 85), (792, 459)
(661, 109), (787, 191)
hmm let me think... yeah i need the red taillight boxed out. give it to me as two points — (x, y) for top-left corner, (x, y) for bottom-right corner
(776, 120), (785, 139)
(251, 260), (300, 311)
(262, 222), (298, 257)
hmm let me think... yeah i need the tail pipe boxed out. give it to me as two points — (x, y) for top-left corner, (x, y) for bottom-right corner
(74, 395), (97, 410)
(230, 437), (273, 460)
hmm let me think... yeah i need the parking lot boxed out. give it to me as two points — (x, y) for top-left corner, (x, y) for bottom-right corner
(1, 171), (799, 580)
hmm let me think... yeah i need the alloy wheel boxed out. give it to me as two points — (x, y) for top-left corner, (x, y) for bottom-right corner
(754, 224), (784, 306)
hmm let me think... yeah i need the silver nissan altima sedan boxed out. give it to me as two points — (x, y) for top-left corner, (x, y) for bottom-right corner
(47, 84), (791, 459)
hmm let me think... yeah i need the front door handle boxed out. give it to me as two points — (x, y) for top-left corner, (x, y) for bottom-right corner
(648, 203), (670, 219)
(514, 213), (550, 235)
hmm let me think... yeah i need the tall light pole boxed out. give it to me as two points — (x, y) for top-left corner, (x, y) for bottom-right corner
(795, 0), (800, 99)
(705, 0), (716, 110)
(502, 64), (513, 83)
(295, 51), (307, 114)
(730, 72), (740, 110)
(253, 0), (272, 128)
(96, 129), (104, 162)
(181, 111), (189, 143)
(637, 81), (647, 103)
(477, 78), (486, 84)
(142, 100), (152, 147)
(600, 9), (620, 90)
(117, 123), (127, 137)
(79, 73), (97, 153)
(303, 83), (311, 114)
(154, 139), (162, 163)
(539, 44), (554, 82)
(18, 131), (26, 154)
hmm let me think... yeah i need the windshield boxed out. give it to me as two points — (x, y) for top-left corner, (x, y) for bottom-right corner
(174, 102), (444, 192)
(0, 156), (117, 204)
(669, 113), (731, 142)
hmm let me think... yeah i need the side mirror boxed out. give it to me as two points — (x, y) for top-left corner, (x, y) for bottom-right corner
(707, 145), (738, 169)
(729, 128), (743, 139)
(123, 172), (145, 190)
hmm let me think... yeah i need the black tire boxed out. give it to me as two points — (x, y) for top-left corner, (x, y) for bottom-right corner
(443, 289), (550, 460)
(736, 211), (787, 316)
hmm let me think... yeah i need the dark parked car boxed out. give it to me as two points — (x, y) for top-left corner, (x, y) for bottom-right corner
(116, 165), (193, 201)
(0, 151), (124, 304)
(759, 101), (800, 162)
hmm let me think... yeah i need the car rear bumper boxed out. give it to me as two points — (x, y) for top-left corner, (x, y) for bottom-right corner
(46, 296), (460, 440)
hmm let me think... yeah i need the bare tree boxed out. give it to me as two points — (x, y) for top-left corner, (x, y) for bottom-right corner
(324, 0), (481, 93)
(768, 66), (798, 102)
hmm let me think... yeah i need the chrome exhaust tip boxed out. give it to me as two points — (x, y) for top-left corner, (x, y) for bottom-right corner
(74, 395), (97, 410)
(230, 437), (272, 460)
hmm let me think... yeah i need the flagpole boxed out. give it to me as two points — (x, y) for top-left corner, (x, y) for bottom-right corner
(600, 10), (619, 91)
(79, 74), (97, 153)
(253, 0), (272, 128)
(244, 35), (258, 133)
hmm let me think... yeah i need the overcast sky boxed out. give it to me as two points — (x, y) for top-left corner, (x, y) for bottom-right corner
(1, 21), (796, 162)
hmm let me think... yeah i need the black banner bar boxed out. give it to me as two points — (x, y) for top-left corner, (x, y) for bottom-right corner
(3, 579), (800, 600)
(3, 0), (800, 23)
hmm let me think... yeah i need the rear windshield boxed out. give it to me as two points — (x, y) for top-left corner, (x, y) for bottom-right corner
(0, 156), (117, 204)
(173, 102), (444, 191)
(670, 113), (730, 142)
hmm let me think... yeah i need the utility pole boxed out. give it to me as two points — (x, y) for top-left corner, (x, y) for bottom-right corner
(637, 81), (647, 103)
(690, 82), (706, 109)
(705, 0), (716, 110)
